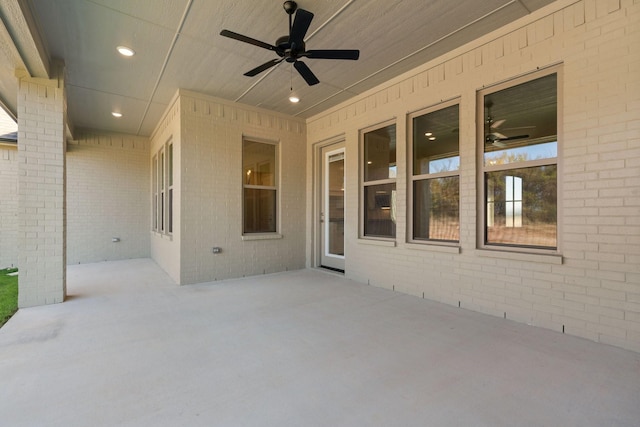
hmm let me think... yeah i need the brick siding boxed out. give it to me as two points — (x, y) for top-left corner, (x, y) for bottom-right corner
(306, 0), (640, 352)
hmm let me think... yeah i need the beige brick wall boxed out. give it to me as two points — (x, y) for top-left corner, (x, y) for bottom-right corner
(149, 95), (181, 283)
(306, 0), (640, 352)
(66, 130), (150, 264)
(0, 145), (18, 268)
(173, 90), (307, 284)
(16, 72), (66, 307)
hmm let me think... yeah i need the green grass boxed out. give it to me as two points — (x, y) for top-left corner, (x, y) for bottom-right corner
(0, 268), (18, 328)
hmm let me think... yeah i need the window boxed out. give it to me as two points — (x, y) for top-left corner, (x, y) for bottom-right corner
(168, 143), (173, 234)
(361, 122), (396, 239)
(152, 153), (158, 231)
(410, 102), (460, 243)
(243, 140), (277, 234)
(480, 70), (559, 250)
(152, 141), (173, 235)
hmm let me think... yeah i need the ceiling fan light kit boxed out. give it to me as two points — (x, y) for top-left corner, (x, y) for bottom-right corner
(220, 1), (360, 88)
(116, 45), (135, 57)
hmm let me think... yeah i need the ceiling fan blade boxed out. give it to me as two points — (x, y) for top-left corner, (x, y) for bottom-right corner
(244, 58), (283, 77)
(486, 132), (529, 147)
(290, 9), (314, 47)
(491, 131), (507, 139)
(500, 134), (530, 141)
(502, 125), (536, 130)
(305, 49), (360, 60)
(490, 119), (506, 129)
(294, 60), (319, 86)
(220, 30), (277, 52)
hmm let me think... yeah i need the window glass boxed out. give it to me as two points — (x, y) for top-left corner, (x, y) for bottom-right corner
(484, 74), (557, 162)
(159, 150), (165, 232)
(485, 165), (557, 248)
(362, 123), (396, 239)
(363, 183), (396, 238)
(411, 103), (460, 242)
(413, 177), (459, 241)
(481, 71), (558, 250)
(152, 154), (158, 231)
(168, 143), (173, 234)
(243, 140), (277, 234)
(160, 151), (164, 190)
(243, 188), (276, 233)
(168, 144), (173, 187)
(364, 124), (396, 182)
(244, 141), (275, 186)
(413, 104), (460, 175)
(152, 143), (173, 235)
(484, 141), (557, 166)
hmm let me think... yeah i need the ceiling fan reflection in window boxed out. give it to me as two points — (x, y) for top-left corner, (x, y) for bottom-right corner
(220, 1), (360, 86)
(484, 100), (534, 147)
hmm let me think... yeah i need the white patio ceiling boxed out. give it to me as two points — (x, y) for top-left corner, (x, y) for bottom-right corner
(0, 0), (556, 136)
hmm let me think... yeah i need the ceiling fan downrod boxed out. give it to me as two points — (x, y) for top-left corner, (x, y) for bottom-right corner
(283, 1), (298, 15)
(284, 1), (297, 33)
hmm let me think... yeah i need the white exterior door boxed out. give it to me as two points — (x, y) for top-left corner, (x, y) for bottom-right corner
(320, 146), (345, 272)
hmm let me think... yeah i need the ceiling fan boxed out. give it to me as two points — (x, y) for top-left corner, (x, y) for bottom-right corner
(485, 100), (532, 147)
(220, 1), (360, 86)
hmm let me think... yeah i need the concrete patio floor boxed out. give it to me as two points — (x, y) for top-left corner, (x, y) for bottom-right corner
(1, 259), (639, 426)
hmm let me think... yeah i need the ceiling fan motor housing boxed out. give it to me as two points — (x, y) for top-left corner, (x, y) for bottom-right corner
(220, 2), (359, 86)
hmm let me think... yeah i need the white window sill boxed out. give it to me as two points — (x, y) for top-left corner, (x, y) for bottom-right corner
(406, 243), (460, 254)
(358, 238), (396, 247)
(475, 248), (562, 264)
(151, 231), (173, 241)
(242, 233), (283, 241)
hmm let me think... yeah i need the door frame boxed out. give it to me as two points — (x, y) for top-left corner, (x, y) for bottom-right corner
(312, 136), (346, 272)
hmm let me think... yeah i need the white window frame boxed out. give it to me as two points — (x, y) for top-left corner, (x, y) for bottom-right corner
(152, 153), (158, 232)
(167, 142), (173, 234)
(152, 139), (173, 236)
(477, 66), (562, 255)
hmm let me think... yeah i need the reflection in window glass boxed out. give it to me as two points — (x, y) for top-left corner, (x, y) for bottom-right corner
(364, 183), (396, 238)
(243, 189), (276, 233)
(362, 123), (397, 239)
(244, 141), (275, 186)
(413, 104), (460, 175)
(413, 177), (459, 241)
(364, 124), (396, 182)
(486, 165), (557, 248)
(168, 143), (173, 234)
(152, 154), (158, 231)
(411, 103), (460, 242)
(484, 73), (557, 155)
(243, 140), (277, 234)
(327, 153), (345, 256)
(426, 156), (460, 174)
(481, 71), (558, 249)
(484, 141), (557, 166)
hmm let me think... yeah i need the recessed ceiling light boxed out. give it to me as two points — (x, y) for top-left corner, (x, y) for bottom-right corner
(116, 46), (135, 57)
(111, 112), (123, 118)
